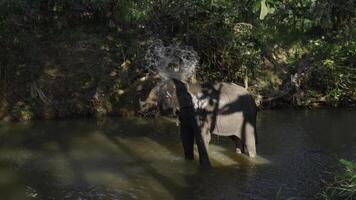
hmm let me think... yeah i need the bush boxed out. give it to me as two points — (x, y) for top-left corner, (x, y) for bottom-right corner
(309, 35), (356, 103)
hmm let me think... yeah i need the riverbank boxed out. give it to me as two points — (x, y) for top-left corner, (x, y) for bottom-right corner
(1, 40), (355, 122)
(1, 33), (355, 122)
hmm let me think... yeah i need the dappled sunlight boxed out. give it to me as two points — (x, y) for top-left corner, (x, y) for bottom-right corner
(0, 149), (34, 165)
(46, 154), (77, 184)
(115, 137), (182, 161)
(68, 130), (123, 153)
(40, 141), (62, 152)
(83, 170), (129, 187)
(208, 144), (271, 167)
(97, 135), (195, 200)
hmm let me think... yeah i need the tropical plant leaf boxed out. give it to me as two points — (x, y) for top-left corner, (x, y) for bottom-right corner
(259, 0), (269, 20)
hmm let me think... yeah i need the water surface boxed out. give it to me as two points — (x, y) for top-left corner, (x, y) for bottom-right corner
(0, 109), (355, 200)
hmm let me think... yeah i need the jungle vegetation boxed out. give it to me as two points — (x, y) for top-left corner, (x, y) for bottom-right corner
(0, 0), (355, 121)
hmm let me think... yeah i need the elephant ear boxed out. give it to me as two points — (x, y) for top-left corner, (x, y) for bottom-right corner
(138, 84), (160, 114)
(143, 84), (160, 104)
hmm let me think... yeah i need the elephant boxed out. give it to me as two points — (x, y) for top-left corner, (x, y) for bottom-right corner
(139, 78), (258, 165)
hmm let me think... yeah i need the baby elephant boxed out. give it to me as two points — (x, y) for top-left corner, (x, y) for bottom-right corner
(140, 78), (257, 165)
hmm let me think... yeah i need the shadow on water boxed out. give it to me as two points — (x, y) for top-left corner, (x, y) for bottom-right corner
(0, 109), (355, 199)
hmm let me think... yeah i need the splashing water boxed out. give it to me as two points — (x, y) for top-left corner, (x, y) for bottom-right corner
(145, 40), (199, 82)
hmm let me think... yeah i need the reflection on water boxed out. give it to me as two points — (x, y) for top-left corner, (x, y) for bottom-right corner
(0, 109), (355, 200)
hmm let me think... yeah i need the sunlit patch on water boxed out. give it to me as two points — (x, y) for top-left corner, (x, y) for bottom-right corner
(202, 144), (271, 167)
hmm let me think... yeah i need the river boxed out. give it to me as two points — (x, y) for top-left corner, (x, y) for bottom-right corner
(0, 109), (355, 200)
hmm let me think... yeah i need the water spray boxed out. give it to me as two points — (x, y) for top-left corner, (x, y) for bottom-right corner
(145, 40), (199, 82)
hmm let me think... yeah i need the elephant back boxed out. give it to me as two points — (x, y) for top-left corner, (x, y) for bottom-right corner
(196, 83), (256, 136)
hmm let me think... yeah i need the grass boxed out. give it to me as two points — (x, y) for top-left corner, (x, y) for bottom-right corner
(319, 159), (356, 200)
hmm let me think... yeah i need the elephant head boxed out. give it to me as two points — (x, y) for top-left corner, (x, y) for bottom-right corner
(138, 85), (159, 115)
(139, 80), (181, 116)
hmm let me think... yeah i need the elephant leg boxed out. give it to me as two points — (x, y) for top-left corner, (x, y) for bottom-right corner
(193, 120), (211, 166)
(229, 136), (243, 154)
(180, 125), (194, 160)
(244, 122), (257, 158)
(202, 124), (211, 153)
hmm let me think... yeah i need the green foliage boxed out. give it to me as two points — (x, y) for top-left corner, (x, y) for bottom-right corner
(144, 0), (261, 82)
(309, 36), (356, 103)
(319, 159), (356, 200)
